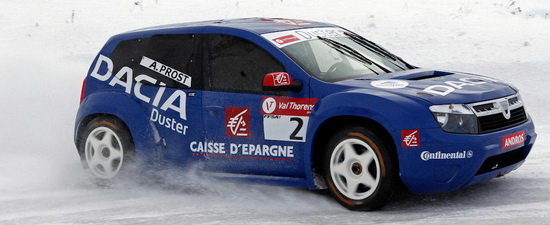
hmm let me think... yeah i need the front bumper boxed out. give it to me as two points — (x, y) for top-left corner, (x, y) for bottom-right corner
(399, 117), (536, 194)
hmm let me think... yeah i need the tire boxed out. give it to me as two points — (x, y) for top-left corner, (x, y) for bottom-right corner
(323, 126), (397, 211)
(78, 116), (134, 181)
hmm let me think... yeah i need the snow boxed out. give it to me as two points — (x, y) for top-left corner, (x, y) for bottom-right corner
(0, 0), (549, 224)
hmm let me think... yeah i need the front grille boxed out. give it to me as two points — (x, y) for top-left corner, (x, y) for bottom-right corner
(472, 103), (494, 112)
(466, 94), (528, 133)
(478, 107), (527, 133)
(508, 96), (519, 105)
(476, 147), (526, 175)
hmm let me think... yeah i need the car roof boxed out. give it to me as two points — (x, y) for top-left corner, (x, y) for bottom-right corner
(124, 17), (336, 36)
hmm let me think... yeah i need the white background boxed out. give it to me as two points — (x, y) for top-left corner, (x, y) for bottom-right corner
(0, 0), (549, 224)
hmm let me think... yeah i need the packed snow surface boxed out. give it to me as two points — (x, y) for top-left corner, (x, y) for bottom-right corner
(0, 0), (549, 224)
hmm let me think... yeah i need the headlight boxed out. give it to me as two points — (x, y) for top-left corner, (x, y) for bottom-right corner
(429, 104), (478, 134)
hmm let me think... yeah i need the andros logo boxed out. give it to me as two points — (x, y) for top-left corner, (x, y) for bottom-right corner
(502, 131), (525, 149)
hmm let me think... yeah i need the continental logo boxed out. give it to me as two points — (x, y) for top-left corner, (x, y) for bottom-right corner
(420, 150), (473, 161)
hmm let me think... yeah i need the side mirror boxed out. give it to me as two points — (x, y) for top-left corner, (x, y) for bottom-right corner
(262, 72), (302, 92)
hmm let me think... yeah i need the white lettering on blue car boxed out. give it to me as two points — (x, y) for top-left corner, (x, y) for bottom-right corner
(422, 77), (499, 96)
(190, 141), (295, 160)
(420, 150), (474, 161)
(90, 54), (187, 120)
(150, 108), (189, 135)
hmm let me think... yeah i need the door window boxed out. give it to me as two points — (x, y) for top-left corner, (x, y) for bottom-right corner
(207, 34), (284, 94)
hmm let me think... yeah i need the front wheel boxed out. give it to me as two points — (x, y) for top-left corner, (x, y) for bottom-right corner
(323, 126), (397, 210)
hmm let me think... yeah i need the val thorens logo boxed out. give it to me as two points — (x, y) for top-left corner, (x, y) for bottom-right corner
(402, 130), (420, 147)
(262, 97), (277, 114)
(226, 107), (250, 137)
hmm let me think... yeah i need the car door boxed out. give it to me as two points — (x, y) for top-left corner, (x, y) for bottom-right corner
(200, 33), (312, 177)
(117, 34), (205, 166)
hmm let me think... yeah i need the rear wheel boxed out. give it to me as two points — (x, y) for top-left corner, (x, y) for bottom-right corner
(323, 126), (397, 210)
(78, 116), (134, 180)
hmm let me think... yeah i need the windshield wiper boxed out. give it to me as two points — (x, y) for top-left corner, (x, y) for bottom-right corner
(348, 34), (415, 69)
(349, 35), (397, 59)
(317, 36), (390, 74)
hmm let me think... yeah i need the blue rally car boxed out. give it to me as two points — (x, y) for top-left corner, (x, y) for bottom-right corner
(75, 18), (537, 210)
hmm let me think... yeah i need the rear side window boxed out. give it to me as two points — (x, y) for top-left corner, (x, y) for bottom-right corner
(109, 34), (201, 89)
(109, 38), (146, 81)
(206, 34), (284, 94)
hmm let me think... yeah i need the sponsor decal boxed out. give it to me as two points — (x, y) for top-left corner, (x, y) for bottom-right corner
(272, 35), (300, 45)
(140, 56), (192, 88)
(150, 108), (188, 135)
(262, 97), (277, 114)
(261, 27), (347, 48)
(402, 129), (420, 147)
(271, 72), (291, 86)
(420, 150), (473, 161)
(422, 77), (499, 96)
(261, 97), (317, 142)
(190, 141), (294, 161)
(371, 80), (409, 89)
(90, 55), (187, 121)
(261, 18), (313, 26)
(502, 131), (525, 149)
(225, 107), (250, 138)
(263, 72), (292, 87)
(261, 97), (316, 116)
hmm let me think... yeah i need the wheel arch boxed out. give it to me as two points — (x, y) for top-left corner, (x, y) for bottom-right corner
(75, 113), (133, 153)
(302, 88), (435, 189)
(310, 115), (398, 188)
(75, 91), (163, 164)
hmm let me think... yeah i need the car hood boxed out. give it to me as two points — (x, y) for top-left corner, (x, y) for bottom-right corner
(335, 68), (517, 105)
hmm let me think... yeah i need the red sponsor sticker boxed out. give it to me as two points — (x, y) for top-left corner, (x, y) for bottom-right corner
(272, 35), (300, 45)
(225, 107), (250, 137)
(402, 130), (420, 147)
(271, 72), (291, 86)
(261, 97), (317, 116)
(502, 131), (525, 149)
(263, 72), (292, 87)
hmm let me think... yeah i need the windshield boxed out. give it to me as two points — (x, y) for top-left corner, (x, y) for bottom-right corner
(267, 28), (414, 82)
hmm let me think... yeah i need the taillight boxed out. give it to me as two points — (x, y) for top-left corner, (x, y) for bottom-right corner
(80, 78), (87, 104)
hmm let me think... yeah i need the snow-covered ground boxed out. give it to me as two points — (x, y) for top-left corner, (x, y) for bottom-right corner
(0, 0), (549, 224)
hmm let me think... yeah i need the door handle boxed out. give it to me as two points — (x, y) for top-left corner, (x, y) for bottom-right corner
(204, 105), (224, 112)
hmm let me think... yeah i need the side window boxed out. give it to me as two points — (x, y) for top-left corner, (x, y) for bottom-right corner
(207, 34), (284, 94)
(110, 38), (147, 80)
(110, 34), (201, 89)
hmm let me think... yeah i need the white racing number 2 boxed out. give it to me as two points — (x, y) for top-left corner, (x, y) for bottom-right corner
(261, 97), (317, 142)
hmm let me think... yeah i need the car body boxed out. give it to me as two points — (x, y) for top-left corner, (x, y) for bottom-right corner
(75, 18), (537, 210)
